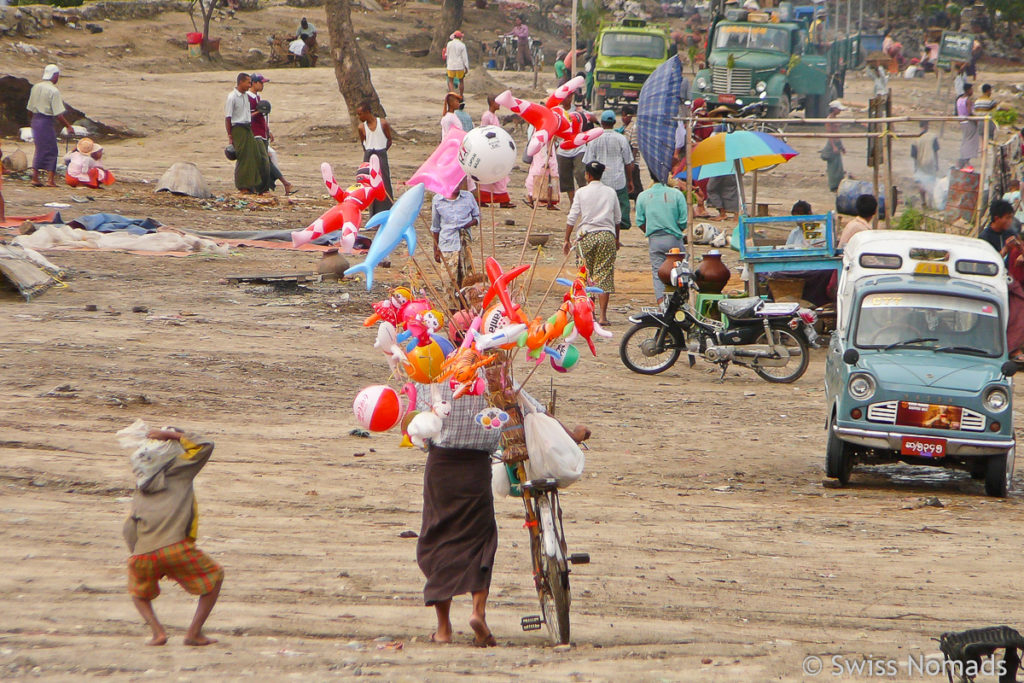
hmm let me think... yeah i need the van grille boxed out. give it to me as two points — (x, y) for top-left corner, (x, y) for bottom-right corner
(960, 409), (986, 432)
(866, 401), (898, 424)
(711, 66), (752, 94)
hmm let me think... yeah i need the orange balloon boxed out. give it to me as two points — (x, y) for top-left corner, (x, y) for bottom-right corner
(403, 341), (446, 382)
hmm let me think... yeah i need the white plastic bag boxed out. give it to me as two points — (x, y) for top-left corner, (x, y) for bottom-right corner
(491, 461), (511, 498)
(116, 419), (184, 488)
(523, 411), (585, 488)
(116, 419), (150, 450)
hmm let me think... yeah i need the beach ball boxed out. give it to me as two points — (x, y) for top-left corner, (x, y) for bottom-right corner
(430, 333), (456, 357)
(353, 385), (402, 431)
(549, 342), (580, 373)
(403, 340), (446, 383)
(458, 126), (517, 184)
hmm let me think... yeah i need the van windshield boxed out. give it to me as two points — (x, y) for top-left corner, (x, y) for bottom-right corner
(601, 32), (666, 59)
(714, 25), (790, 53)
(854, 292), (1002, 356)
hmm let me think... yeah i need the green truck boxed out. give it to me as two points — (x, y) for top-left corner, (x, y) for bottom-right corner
(591, 19), (670, 111)
(692, 10), (862, 119)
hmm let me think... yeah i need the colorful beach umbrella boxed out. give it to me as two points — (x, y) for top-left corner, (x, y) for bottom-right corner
(690, 130), (798, 179)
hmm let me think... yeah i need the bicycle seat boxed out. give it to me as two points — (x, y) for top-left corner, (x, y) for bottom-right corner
(717, 297), (761, 319)
(522, 478), (558, 493)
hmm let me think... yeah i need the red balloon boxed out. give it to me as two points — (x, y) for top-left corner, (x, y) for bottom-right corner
(353, 385), (402, 431)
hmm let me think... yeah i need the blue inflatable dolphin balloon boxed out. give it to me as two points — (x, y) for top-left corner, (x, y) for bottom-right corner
(344, 183), (424, 290)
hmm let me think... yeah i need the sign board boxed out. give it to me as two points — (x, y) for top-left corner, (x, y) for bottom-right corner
(937, 31), (974, 68)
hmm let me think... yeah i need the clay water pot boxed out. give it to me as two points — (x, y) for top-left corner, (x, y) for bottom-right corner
(693, 250), (730, 293)
(317, 249), (350, 280)
(657, 247), (687, 285)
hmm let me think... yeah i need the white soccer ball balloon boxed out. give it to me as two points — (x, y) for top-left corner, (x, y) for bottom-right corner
(458, 126), (517, 184)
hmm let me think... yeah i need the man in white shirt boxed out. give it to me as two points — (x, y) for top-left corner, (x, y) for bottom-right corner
(582, 110), (636, 230)
(563, 161), (620, 325)
(27, 64), (74, 188)
(445, 31), (470, 97)
(224, 72), (271, 194)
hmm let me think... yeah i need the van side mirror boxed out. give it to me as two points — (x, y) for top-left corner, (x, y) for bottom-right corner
(843, 349), (859, 365)
(1001, 360), (1018, 377)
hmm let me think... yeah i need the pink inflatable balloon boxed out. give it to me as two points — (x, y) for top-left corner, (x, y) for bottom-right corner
(407, 128), (467, 196)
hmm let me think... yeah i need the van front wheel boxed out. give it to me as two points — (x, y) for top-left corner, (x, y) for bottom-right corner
(984, 448), (1014, 498)
(826, 418), (853, 484)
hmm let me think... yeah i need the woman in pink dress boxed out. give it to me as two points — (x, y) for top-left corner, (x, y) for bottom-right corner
(477, 95), (514, 208)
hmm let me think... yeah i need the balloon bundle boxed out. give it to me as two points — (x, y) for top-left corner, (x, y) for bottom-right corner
(352, 257), (612, 448)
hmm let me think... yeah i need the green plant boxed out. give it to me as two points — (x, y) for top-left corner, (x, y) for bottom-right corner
(992, 109), (1019, 127)
(726, 52), (735, 69)
(577, 1), (602, 44)
(895, 206), (925, 231)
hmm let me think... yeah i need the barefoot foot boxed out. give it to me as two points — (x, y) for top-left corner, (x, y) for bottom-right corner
(184, 635), (218, 646)
(469, 615), (496, 647)
(146, 634), (168, 646)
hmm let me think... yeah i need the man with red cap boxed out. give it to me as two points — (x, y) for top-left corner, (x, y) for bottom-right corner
(445, 31), (469, 96)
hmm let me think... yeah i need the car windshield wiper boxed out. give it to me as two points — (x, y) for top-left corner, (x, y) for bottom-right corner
(883, 337), (938, 351)
(935, 345), (991, 356)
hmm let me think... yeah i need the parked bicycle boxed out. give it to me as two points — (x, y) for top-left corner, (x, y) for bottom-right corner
(491, 35), (544, 72)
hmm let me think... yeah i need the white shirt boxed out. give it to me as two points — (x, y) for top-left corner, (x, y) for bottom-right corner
(289, 38), (307, 56)
(445, 38), (470, 72)
(225, 88), (251, 125)
(26, 80), (65, 117)
(567, 180), (620, 237)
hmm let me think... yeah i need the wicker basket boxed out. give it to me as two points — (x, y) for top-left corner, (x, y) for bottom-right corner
(768, 277), (805, 302)
(484, 352), (531, 464)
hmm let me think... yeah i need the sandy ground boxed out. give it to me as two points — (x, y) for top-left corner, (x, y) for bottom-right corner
(3, 6), (1024, 681)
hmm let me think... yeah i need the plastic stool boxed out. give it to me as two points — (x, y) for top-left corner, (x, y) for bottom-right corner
(694, 293), (726, 320)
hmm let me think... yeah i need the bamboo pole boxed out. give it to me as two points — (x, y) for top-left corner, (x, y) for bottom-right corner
(975, 113), (990, 233)
(698, 114), (991, 125)
(516, 139), (555, 267)
(474, 184), (485, 267)
(884, 89), (894, 229)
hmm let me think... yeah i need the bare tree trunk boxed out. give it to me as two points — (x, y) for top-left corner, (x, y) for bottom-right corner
(200, 0), (219, 60)
(325, 0), (385, 138)
(429, 0), (464, 59)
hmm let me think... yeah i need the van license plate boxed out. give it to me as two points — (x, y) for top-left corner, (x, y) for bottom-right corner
(901, 436), (947, 458)
(623, 90), (639, 97)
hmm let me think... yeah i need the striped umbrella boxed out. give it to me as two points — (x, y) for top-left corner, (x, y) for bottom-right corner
(688, 130), (799, 214)
(636, 55), (689, 185)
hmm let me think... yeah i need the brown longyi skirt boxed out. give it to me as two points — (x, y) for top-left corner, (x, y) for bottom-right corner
(417, 445), (498, 605)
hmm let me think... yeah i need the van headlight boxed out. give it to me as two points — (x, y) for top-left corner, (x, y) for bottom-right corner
(848, 373), (876, 401)
(695, 77), (707, 90)
(755, 80), (767, 93)
(983, 386), (1010, 413)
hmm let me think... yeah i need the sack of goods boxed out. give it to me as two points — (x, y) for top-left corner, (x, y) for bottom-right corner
(523, 411), (585, 487)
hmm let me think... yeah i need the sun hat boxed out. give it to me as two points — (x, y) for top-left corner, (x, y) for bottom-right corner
(76, 138), (95, 154)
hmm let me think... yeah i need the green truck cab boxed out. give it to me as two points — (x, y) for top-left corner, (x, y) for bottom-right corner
(591, 19), (670, 111)
(692, 10), (861, 118)
(824, 231), (1016, 497)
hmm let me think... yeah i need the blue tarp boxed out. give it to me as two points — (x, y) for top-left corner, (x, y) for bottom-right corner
(636, 56), (690, 185)
(67, 213), (162, 235)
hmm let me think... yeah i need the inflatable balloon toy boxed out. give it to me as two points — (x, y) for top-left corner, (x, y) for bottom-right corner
(353, 383), (416, 432)
(291, 157), (386, 249)
(407, 128), (467, 197)
(429, 333), (456, 357)
(474, 322), (527, 351)
(458, 126), (517, 184)
(474, 406), (510, 430)
(557, 267), (612, 355)
(495, 76), (603, 157)
(436, 316), (495, 398)
(517, 316), (564, 361)
(549, 341), (580, 373)
(482, 257), (529, 324)
(399, 410), (420, 447)
(480, 304), (511, 335)
(447, 309), (476, 345)
(397, 308), (445, 351)
(397, 340), (447, 383)
(407, 398), (452, 448)
(364, 286), (413, 327)
(344, 183), (424, 290)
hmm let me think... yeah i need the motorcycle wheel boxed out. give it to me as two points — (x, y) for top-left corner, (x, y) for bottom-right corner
(619, 320), (683, 375)
(752, 326), (809, 383)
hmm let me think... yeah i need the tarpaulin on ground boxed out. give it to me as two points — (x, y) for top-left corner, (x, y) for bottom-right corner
(0, 244), (62, 300)
(67, 213), (162, 235)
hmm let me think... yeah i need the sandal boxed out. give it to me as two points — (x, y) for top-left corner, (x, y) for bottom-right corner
(499, 202), (517, 209)
(472, 634), (497, 647)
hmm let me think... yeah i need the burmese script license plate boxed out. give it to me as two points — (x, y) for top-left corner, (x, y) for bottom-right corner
(718, 94), (736, 104)
(901, 436), (947, 458)
(623, 90), (639, 98)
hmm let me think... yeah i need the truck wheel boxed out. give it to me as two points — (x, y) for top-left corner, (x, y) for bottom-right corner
(984, 448), (1014, 497)
(806, 94), (827, 119)
(826, 417), (853, 484)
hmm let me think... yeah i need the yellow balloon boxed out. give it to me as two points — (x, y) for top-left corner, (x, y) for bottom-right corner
(404, 341), (446, 383)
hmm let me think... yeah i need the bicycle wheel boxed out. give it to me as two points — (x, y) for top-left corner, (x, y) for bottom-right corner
(537, 497), (570, 644)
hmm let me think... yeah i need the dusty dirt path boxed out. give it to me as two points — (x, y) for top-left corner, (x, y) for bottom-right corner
(3, 10), (1024, 681)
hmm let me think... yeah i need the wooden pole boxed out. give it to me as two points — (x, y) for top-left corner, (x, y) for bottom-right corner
(751, 169), (759, 212)
(474, 184), (485, 266)
(975, 113), (990, 233)
(884, 89), (893, 229)
(685, 114), (695, 263)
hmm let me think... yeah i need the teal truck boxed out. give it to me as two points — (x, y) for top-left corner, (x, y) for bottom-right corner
(591, 19), (670, 110)
(692, 10), (862, 119)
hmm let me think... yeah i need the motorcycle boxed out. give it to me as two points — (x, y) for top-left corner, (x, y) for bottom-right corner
(619, 262), (819, 383)
(704, 92), (785, 138)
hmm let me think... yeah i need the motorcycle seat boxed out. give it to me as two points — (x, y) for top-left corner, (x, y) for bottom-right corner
(717, 297), (761, 319)
(757, 302), (801, 317)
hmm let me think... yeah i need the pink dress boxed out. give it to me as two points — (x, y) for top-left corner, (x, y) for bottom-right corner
(477, 110), (510, 204)
(525, 143), (558, 205)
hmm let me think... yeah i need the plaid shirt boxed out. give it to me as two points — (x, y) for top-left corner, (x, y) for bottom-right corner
(415, 382), (543, 452)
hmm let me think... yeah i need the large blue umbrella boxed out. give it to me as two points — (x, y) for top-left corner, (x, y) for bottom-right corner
(636, 55), (689, 185)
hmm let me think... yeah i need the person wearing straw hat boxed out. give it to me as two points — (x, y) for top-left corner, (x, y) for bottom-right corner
(821, 100), (847, 193)
(27, 64), (74, 188)
(63, 138), (115, 188)
(444, 30), (469, 97)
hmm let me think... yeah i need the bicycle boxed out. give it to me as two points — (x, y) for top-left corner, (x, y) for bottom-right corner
(495, 393), (589, 646)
